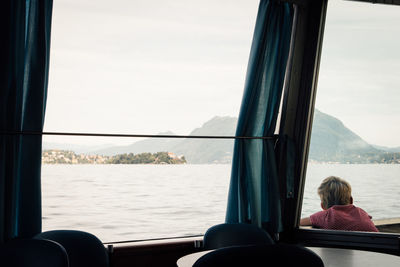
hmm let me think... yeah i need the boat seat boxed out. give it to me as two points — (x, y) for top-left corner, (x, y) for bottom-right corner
(35, 230), (109, 267)
(0, 238), (69, 267)
(193, 244), (324, 267)
(203, 223), (274, 249)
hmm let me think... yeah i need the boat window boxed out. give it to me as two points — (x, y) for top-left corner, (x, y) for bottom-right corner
(301, 0), (400, 234)
(42, 0), (259, 242)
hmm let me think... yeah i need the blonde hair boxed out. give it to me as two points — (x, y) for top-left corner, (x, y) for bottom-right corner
(318, 176), (352, 209)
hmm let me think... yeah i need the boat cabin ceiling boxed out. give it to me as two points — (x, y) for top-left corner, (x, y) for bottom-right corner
(1, 0), (400, 266)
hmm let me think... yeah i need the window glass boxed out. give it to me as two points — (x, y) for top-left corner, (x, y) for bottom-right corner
(302, 0), (400, 233)
(42, 135), (234, 242)
(44, 0), (259, 137)
(42, 0), (259, 242)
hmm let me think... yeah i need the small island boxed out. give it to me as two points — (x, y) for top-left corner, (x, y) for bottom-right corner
(42, 150), (186, 164)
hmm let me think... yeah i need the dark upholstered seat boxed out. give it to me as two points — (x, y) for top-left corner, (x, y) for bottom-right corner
(193, 244), (324, 267)
(203, 223), (274, 249)
(35, 230), (109, 267)
(0, 238), (69, 267)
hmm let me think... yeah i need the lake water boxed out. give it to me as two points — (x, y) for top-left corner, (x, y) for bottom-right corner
(41, 164), (400, 243)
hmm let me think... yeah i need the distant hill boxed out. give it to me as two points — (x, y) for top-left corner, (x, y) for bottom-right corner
(91, 131), (181, 156)
(169, 117), (236, 164)
(308, 110), (380, 162)
(90, 117), (237, 164)
(372, 145), (400, 153)
(44, 110), (400, 164)
(42, 142), (114, 154)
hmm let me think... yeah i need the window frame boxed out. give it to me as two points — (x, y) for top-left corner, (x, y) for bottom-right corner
(280, 0), (400, 255)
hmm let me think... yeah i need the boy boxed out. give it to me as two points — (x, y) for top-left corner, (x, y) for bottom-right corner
(300, 176), (378, 232)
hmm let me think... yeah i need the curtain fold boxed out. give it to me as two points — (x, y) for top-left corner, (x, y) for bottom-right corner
(0, 0), (53, 243)
(225, 0), (293, 234)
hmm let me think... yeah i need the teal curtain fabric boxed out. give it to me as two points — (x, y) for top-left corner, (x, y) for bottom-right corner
(0, 0), (53, 242)
(225, 0), (293, 234)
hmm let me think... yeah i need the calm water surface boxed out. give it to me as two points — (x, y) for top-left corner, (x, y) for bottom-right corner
(41, 164), (400, 243)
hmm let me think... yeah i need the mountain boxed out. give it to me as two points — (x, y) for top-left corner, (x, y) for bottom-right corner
(87, 111), (384, 163)
(169, 117), (237, 164)
(372, 145), (400, 153)
(89, 117), (237, 164)
(42, 142), (115, 154)
(91, 131), (181, 156)
(44, 110), (398, 164)
(308, 110), (380, 162)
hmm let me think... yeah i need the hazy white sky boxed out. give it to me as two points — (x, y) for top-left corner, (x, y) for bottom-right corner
(316, 0), (400, 147)
(45, 0), (258, 145)
(44, 0), (400, 147)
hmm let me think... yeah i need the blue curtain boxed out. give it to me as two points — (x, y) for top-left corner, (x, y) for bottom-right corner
(0, 0), (53, 243)
(226, 0), (293, 234)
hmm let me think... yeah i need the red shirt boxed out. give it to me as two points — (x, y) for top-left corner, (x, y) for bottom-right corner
(310, 204), (378, 232)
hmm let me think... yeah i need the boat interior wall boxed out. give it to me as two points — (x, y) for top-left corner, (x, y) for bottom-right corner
(109, 237), (202, 267)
